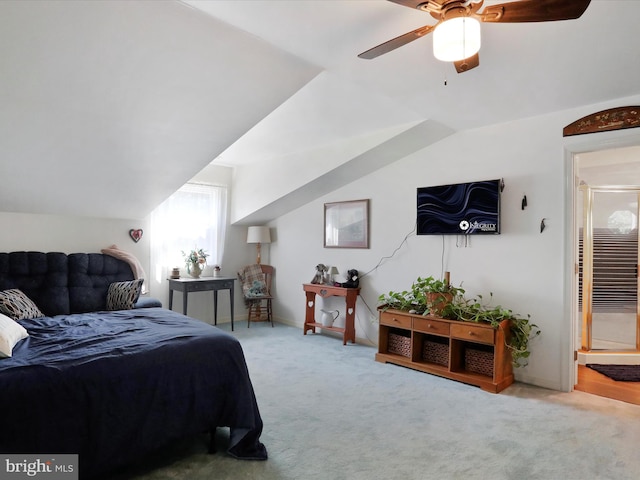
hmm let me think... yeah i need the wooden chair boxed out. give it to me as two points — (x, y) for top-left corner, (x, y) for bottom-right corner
(238, 264), (274, 327)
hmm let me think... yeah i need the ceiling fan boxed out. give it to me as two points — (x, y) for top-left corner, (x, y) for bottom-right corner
(358, 0), (591, 73)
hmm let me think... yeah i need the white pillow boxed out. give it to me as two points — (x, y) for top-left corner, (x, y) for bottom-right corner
(0, 312), (29, 358)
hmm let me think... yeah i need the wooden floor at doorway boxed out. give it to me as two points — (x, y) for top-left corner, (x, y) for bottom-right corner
(576, 364), (640, 405)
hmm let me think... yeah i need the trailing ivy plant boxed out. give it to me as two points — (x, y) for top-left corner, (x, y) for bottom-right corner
(378, 276), (464, 316)
(378, 277), (541, 368)
(443, 293), (541, 368)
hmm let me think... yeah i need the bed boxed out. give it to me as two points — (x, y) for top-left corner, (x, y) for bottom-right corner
(0, 252), (267, 478)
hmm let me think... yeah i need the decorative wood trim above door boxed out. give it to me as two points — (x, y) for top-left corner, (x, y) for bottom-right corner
(563, 106), (640, 137)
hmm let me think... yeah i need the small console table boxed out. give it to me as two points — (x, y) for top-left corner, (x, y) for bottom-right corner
(303, 283), (360, 345)
(168, 277), (236, 331)
(376, 308), (513, 393)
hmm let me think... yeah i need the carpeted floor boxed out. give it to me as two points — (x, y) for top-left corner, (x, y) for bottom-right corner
(587, 363), (640, 381)
(110, 322), (640, 480)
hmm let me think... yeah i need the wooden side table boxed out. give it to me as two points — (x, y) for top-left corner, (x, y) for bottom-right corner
(303, 283), (360, 345)
(168, 277), (236, 330)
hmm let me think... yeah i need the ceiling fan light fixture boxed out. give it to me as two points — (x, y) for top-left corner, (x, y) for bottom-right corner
(433, 17), (481, 62)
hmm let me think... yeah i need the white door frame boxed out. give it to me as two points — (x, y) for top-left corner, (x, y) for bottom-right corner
(564, 132), (640, 391)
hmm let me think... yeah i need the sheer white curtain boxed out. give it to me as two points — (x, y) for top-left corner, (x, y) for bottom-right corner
(150, 183), (227, 283)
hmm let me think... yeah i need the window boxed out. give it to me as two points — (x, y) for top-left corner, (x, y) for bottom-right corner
(150, 183), (227, 282)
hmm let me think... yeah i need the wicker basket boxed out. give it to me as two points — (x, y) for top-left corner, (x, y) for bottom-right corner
(422, 339), (449, 366)
(388, 332), (411, 358)
(465, 347), (494, 377)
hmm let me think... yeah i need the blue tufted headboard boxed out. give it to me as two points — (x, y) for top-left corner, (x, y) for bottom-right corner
(68, 253), (135, 313)
(0, 252), (70, 315)
(0, 252), (135, 316)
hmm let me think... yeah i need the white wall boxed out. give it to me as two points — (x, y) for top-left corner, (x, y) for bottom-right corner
(0, 211), (151, 288)
(269, 94), (640, 392)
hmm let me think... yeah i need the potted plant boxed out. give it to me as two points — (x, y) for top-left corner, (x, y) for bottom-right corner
(378, 276), (464, 316)
(181, 247), (208, 278)
(443, 292), (541, 368)
(378, 276), (540, 368)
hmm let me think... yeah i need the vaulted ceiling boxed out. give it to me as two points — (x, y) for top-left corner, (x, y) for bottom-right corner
(0, 0), (319, 219)
(1, 1), (639, 222)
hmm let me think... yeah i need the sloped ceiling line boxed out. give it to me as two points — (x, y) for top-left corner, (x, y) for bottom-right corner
(232, 119), (455, 225)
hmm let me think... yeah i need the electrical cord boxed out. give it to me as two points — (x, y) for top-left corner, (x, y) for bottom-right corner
(360, 223), (416, 278)
(355, 224), (416, 345)
(354, 223), (451, 344)
(355, 294), (377, 345)
(324, 295), (377, 346)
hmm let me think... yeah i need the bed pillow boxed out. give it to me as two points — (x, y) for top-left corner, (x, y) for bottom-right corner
(0, 289), (45, 320)
(106, 279), (144, 311)
(101, 244), (148, 294)
(0, 313), (29, 358)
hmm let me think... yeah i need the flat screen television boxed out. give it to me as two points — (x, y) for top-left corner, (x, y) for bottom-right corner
(417, 179), (501, 235)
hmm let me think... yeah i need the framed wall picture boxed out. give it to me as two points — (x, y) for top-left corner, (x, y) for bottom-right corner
(324, 199), (369, 248)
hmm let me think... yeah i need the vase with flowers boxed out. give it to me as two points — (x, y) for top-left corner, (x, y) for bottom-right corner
(182, 247), (209, 278)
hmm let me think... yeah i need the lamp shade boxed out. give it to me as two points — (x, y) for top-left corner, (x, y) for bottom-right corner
(247, 226), (271, 244)
(433, 17), (481, 62)
(328, 266), (339, 275)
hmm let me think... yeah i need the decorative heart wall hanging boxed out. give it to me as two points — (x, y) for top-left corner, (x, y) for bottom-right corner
(129, 229), (143, 243)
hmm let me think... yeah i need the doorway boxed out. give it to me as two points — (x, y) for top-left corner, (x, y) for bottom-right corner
(573, 145), (640, 404)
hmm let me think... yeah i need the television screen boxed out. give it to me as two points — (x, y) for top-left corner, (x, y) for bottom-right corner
(417, 179), (501, 235)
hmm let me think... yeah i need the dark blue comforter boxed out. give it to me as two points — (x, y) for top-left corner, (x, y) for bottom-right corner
(0, 307), (266, 478)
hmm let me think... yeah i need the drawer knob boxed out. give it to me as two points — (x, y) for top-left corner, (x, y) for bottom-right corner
(469, 331), (474, 335)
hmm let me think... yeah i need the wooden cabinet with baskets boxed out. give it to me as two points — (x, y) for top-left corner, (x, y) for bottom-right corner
(376, 308), (513, 393)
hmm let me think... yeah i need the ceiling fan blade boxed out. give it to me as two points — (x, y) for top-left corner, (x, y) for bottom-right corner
(454, 52), (479, 73)
(358, 24), (436, 59)
(480, 0), (591, 23)
(387, 0), (438, 8)
(387, 0), (449, 20)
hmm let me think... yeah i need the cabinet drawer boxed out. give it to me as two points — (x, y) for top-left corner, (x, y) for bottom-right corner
(380, 311), (411, 329)
(188, 281), (215, 292)
(413, 317), (449, 336)
(450, 323), (494, 344)
(215, 280), (235, 290)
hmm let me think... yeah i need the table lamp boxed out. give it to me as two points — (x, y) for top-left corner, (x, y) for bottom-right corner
(247, 226), (271, 264)
(329, 266), (339, 284)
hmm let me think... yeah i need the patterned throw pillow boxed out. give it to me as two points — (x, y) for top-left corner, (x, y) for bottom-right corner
(0, 313), (29, 358)
(106, 279), (144, 311)
(0, 289), (45, 320)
